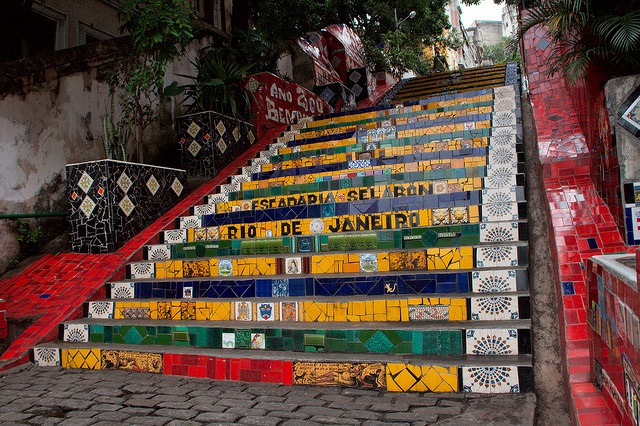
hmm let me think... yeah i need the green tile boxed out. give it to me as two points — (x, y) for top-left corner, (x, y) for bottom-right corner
(346, 342), (366, 353)
(324, 338), (347, 352)
(265, 336), (284, 350)
(450, 330), (463, 354)
(304, 334), (325, 347)
(235, 330), (251, 349)
(363, 331), (394, 353)
(356, 330), (376, 344)
(437, 331), (451, 355)
(381, 330), (403, 346)
(157, 334), (172, 346)
(391, 341), (413, 355)
(423, 331), (438, 355)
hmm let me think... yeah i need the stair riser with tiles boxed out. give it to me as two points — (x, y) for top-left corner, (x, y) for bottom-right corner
(34, 68), (530, 394)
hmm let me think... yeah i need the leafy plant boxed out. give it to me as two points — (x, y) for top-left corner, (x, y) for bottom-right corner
(100, 93), (129, 161)
(107, 0), (195, 162)
(178, 48), (254, 119)
(483, 37), (521, 64)
(13, 218), (41, 255)
(514, 0), (640, 83)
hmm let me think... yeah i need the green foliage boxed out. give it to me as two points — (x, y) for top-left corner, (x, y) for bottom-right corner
(107, 0), (195, 161)
(14, 218), (41, 255)
(483, 37), (521, 64)
(251, 0), (451, 74)
(178, 48), (254, 119)
(100, 93), (129, 161)
(515, 0), (640, 82)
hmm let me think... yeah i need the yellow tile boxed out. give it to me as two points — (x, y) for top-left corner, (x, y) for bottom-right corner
(347, 315), (360, 322)
(374, 300), (386, 314)
(387, 306), (401, 322)
(364, 301), (374, 315)
(424, 365), (458, 392)
(351, 301), (366, 316)
(386, 363), (425, 392)
(361, 315), (373, 321)
(373, 313), (387, 322)
(63, 348), (101, 369)
(400, 306), (409, 322)
(408, 298), (423, 306)
(334, 306), (347, 322)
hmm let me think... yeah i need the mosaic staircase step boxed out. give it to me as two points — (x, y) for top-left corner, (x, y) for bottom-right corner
(30, 67), (528, 394)
(59, 317), (532, 356)
(32, 342), (532, 393)
(306, 84), (511, 132)
(88, 294), (531, 322)
(293, 104), (505, 142)
(107, 268), (529, 299)
(206, 162), (524, 207)
(126, 243), (529, 280)
(153, 221), (528, 260)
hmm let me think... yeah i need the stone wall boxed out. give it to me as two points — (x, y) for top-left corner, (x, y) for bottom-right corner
(0, 34), (216, 272)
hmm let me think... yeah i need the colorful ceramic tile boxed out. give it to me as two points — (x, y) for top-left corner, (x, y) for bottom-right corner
(116, 172), (133, 193)
(471, 296), (519, 320)
(130, 262), (155, 279)
(88, 301), (114, 319)
(183, 260), (210, 278)
(257, 302), (275, 321)
(251, 333), (266, 349)
(218, 259), (233, 276)
(193, 204), (215, 215)
(146, 175), (160, 195)
(183, 286), (193, 299)
(360, 253), (378, 273)
(102, 350), (162, 373)
(485, 168), (516, 189)
(286, 257), (303, 275)
(280, 301), (298, 321)
(63, 324), (89, 343)
(462, 366), (520, 393)
(147, 244), (171, 260)
(63, 348), (101, 369)
(466, 329), (518, 355)
(472, 270), (517, 293)
(272, 279), (289, 297)
(386, 363), (458, 392)
(432, 181), (448, 194)
(488, 145), (517, 166)
(123, 307), (150, 319)
(118, 195), (135, 217)
(235, 301), (252, 321)
(408, 305), (449, 321)
(180, 215), (201, 229)
(33, 347), (61, 367)
(222, 332), (236, 348)
(293, 362), (386, 389)
(476, 246), (518, 267)
(432, 208), (450, 225)
(480, 222), (518, 243)
(164, 229), (187, 244)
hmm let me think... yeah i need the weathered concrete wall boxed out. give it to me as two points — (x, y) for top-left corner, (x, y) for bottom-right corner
(606, 74), (640, 182)
(0, 34), (215, 272)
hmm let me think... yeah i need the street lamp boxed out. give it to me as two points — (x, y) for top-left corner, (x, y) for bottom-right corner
(394, 9), (417, 51)
(395, 9), (416, 29)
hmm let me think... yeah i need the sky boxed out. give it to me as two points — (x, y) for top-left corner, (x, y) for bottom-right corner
(459, 0), (504, 28)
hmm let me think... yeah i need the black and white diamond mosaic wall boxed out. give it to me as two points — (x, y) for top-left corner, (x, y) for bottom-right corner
(66, 160), (187, 254)
(177, 111), (256, 177)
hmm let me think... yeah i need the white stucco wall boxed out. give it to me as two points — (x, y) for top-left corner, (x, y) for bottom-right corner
(0, 35), (213, 272)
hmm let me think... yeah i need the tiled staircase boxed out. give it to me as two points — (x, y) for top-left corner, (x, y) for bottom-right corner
(33, 64), (531, 394)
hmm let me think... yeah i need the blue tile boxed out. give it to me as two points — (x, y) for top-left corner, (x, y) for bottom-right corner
(562, 281), (575, 295)
(587, 238), (598, 249)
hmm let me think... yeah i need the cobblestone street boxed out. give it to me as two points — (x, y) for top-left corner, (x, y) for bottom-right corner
(0, 365), (536, 425)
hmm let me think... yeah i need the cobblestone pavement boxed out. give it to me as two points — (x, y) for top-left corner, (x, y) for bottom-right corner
(0, 364), (536, 425)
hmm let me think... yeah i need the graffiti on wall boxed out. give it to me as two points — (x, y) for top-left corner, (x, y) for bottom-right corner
(246, 72), (330, 138)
